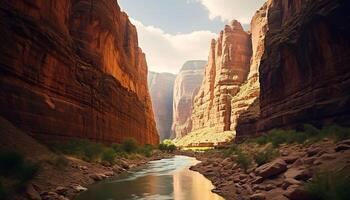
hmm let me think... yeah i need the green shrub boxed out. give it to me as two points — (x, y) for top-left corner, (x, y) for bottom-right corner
(236, 150), (252, 172)
(137, 144), (154, 157)
(158, 141), (176, 152)
(254, 146), (278, 166)
(305, 170), (350, 200)
(122, 138), (138, 153)
(101, 148), (117, 164)
(111, 144), (123, 152)
(49, 155), (69, 169)
(304, 124), (321, 136)
(223, 144), (239, 156)
(323, 124), (350, 141)
(167, 144), (177, 152)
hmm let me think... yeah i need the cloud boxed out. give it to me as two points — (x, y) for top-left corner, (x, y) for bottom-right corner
(198, 0), (265, 23)
(131, 19), (217, 74)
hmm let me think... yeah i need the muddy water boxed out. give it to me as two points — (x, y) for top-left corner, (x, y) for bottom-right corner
(75, 155), (224, 200)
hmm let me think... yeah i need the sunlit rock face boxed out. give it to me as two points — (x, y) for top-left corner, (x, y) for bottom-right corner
(148, 72), (176, 141)
(232, 2), (269, 139)
(190, 20), (252, 133)
(171, 61), (206, 139)
(255, 0), (350, 134)
(0, 0), (159, 144)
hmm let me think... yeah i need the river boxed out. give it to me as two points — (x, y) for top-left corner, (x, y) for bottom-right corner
(75, 155), (224, 200)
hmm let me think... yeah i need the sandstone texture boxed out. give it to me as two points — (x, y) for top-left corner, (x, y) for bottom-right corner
(191, 20), (252, 133)
(255, 0), (350, 134)
(171, 60), (206, 139)
(148, 71), (176, 141)
(0, 0), (159, 144)
(232, 3), (269, 139)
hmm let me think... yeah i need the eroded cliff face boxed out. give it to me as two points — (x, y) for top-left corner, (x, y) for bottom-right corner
(171, 60), (206, 139)
(233, 3), (269, 138)
(148, 72), (176, 141)
(0, 0), (159, 144)
(191, 21), (252, 133)
(251, 0), (350, 135)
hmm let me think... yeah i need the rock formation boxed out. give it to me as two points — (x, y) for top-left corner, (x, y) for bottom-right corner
(171, 60), (206, 139)
(254, 0), (350, 134)
(0, 0), (159, 144)
(232, 3), (269, 139)
(190, 20), (252, 134)
(148, 71), (176, 141)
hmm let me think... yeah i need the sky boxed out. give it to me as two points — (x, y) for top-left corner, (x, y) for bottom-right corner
(118, 0), (265, 74)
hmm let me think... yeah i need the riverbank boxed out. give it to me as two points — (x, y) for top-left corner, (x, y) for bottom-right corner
(23, 152), (173, 200)
(186, 138), (350, 200)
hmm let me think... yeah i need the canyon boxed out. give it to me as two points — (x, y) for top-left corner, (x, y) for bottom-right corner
(179, 0), (350, 145)
(171, 60), (206, 139)
(148, 71), (176, 141)
(0, 0), (159, 144)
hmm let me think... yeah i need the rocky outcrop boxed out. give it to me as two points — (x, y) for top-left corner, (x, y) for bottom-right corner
(231, 3), (268, 138)
(148, 71), (176, 141)
(171, 60), (206, 138)
(0, 0), (159, 144)
(190, 20), (252, 133)
(256, 0), (350, 134)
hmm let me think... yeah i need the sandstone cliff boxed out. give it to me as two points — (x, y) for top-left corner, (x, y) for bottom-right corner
(191, 20), (252, 134)
(236, 0), (350, 137)
(171, 60), (206, 139)
(148, 71), (176, 141)
(232, 3), (269, 139)
(0, 0), (159, 144)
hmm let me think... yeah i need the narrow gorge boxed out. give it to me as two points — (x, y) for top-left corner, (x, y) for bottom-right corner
(0, 0), (349, 200)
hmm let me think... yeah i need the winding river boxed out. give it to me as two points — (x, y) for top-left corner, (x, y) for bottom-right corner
(75, 155), (224, 200)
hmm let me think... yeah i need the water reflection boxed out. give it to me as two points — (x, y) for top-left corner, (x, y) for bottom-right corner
(75, 155), (224, 200)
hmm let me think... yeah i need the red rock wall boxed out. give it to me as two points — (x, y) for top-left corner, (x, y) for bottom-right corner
(231, 3), (269, 138)
(0, 0), (159, 144)
(148, 72), (176, 141)
(171, 60), (206, 138)
(191, 21), (252, 133)
(257, 0), (350, 133)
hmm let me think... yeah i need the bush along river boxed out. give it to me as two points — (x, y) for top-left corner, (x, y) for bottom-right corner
(74, 155), (224, 200)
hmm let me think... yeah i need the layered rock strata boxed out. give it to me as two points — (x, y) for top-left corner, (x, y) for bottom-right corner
(0, 0), (159, 144)
(148, 72), (176, 141)
(171, 60), (206, 138)
(191, 20), (252, 133)
(233, 3), (269, 138)
(256, 0), (350, 134)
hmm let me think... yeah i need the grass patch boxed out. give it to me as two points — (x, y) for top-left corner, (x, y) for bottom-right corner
(236, 150), (252, 172)
(174, 127), (234, 147)
(305, 169), (350, 200)
(52, 138), (156, 164)
(159, 140), (177, 152)
(252, 124), (350, 147)
(121, 138), (138, 153)
(253, 145), (279, 166)
(48, 155), (69, 169)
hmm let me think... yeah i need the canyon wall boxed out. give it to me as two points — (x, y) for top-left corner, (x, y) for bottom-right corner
(233, 3), (268, 138)
(148, 71), (176, 141)
(0, 0), (159, 144)
(190, 21), (252, 133)
(171, 60), (206, 139)
(255, 0), (350, 134)
(234, 0), (350, 138)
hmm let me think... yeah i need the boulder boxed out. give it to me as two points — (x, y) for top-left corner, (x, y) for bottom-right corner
(250, 193), (266, 200)
(255, 159), (287, 178)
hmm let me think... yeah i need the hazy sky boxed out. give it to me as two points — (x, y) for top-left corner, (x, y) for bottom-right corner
(118, 0), (265, 74)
